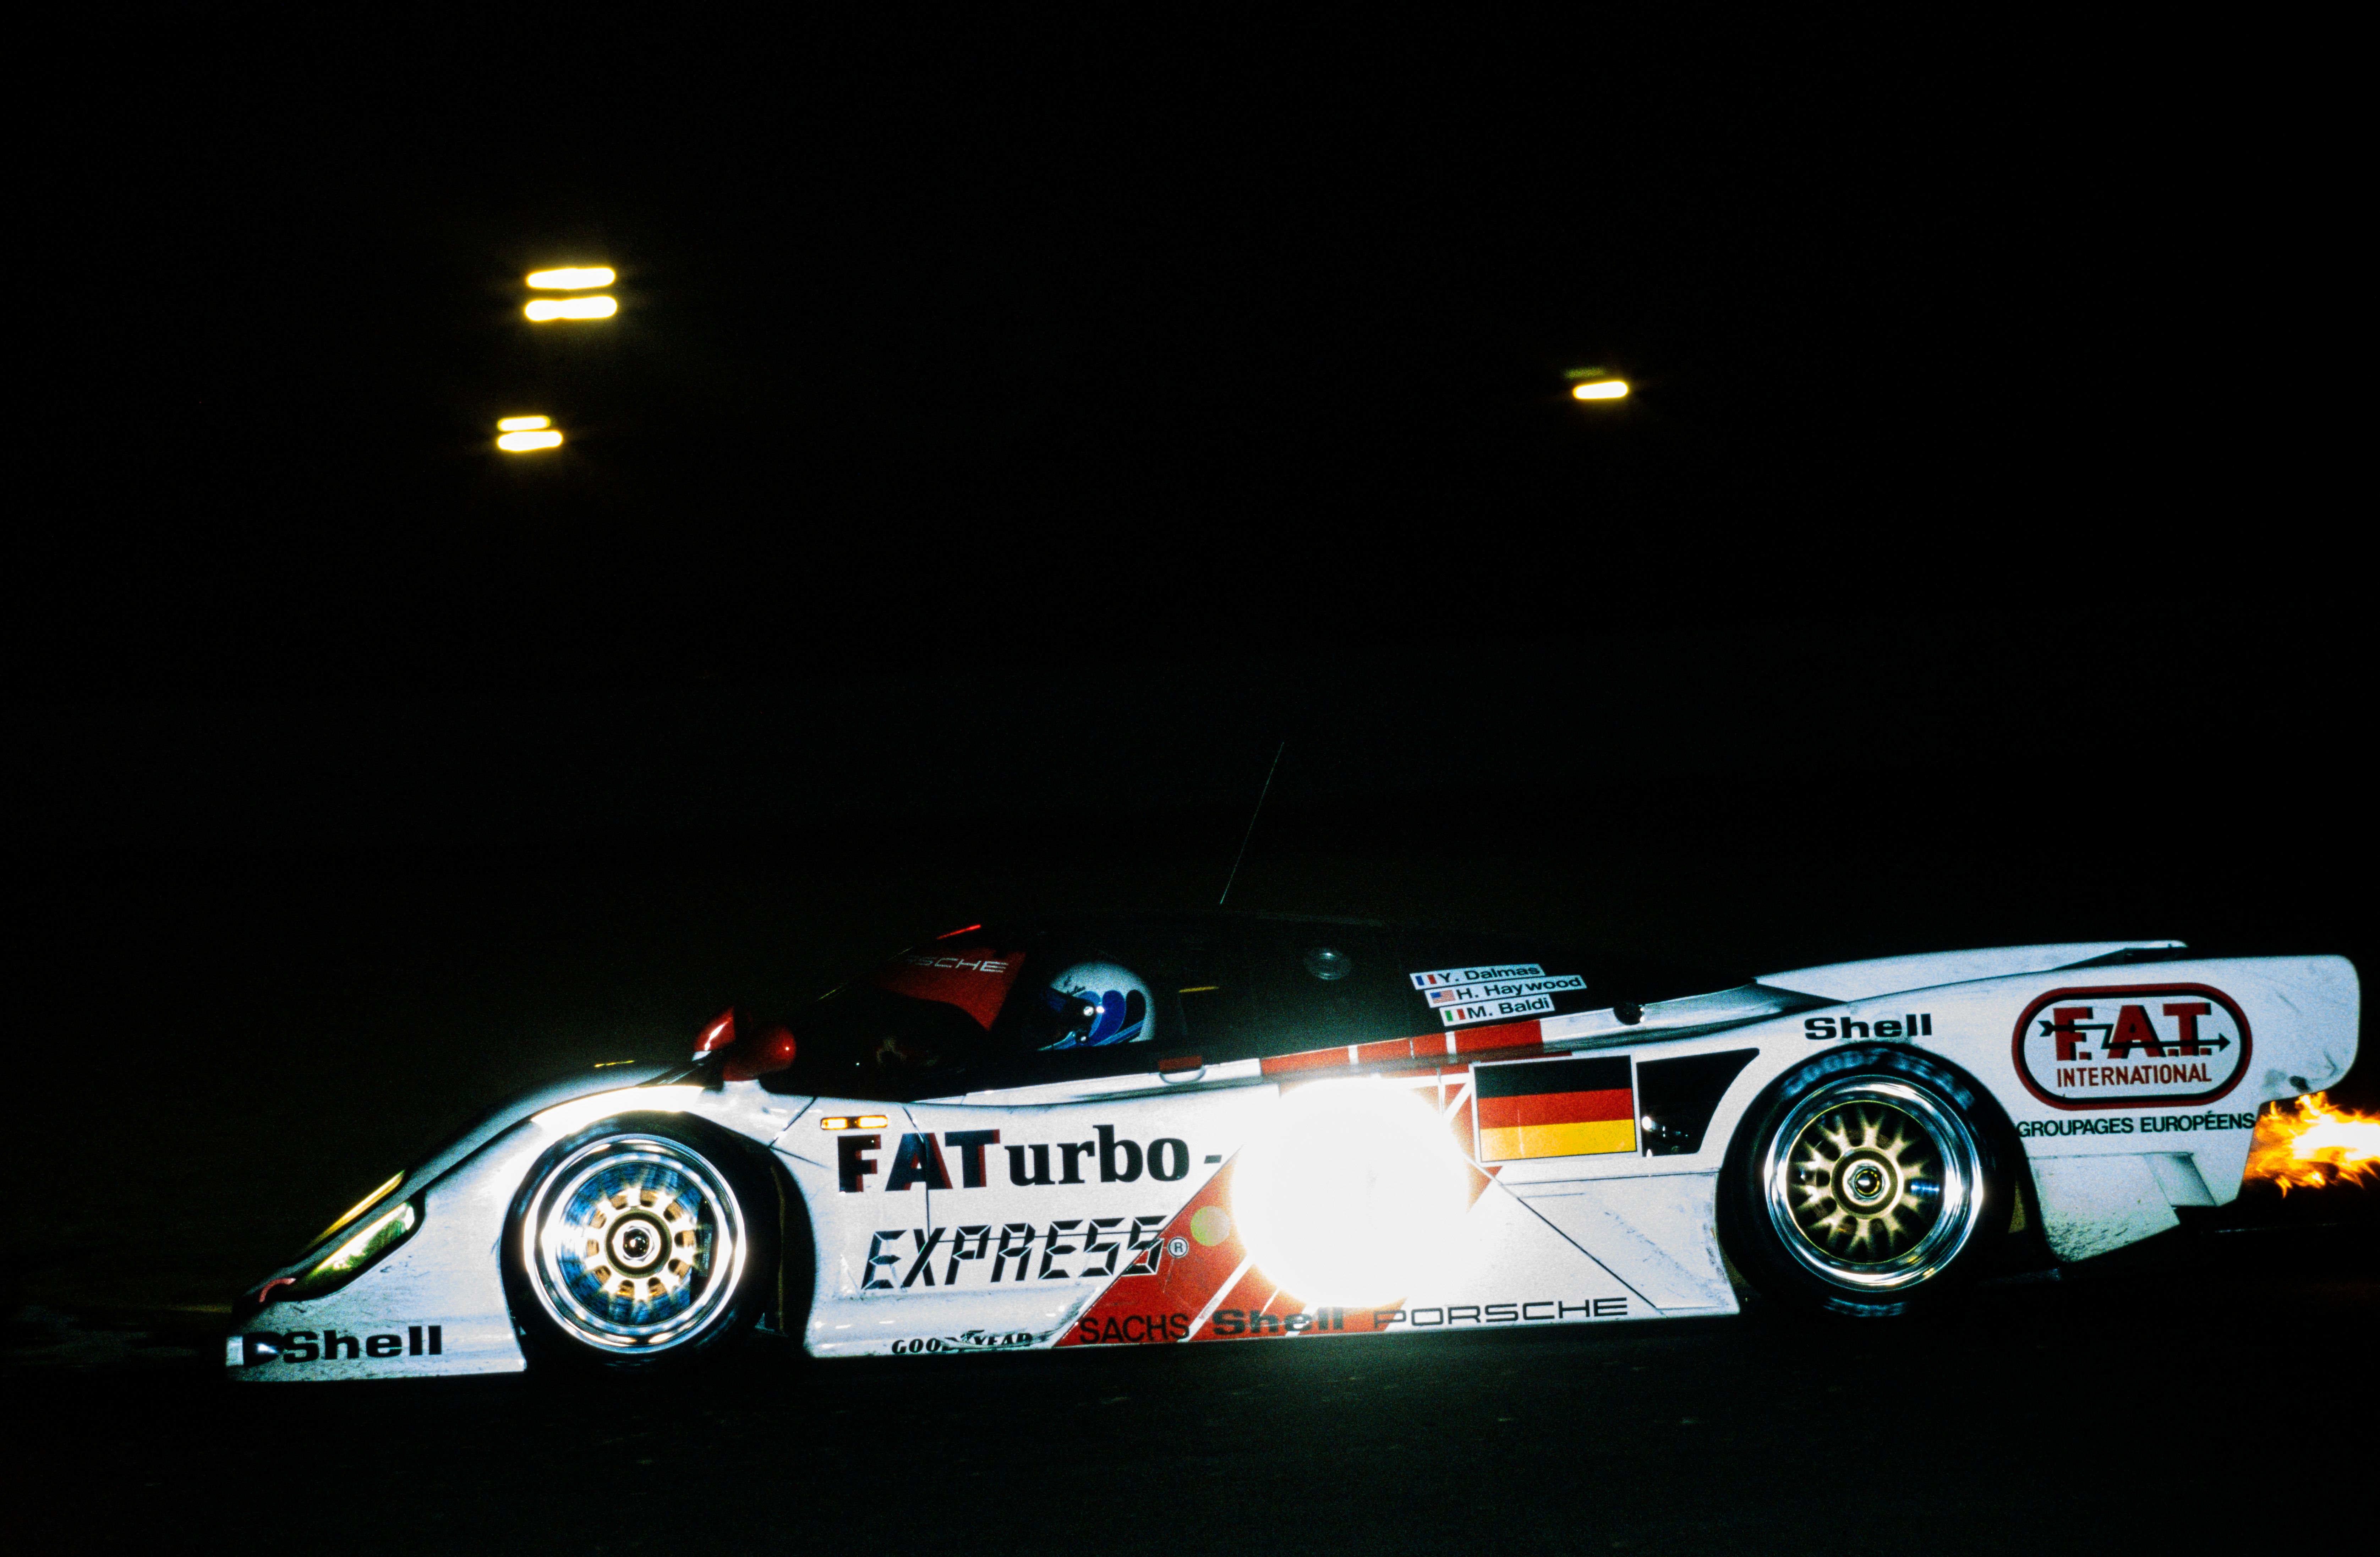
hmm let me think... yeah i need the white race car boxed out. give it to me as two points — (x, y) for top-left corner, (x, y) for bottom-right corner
(226, 916), (2359, 1379)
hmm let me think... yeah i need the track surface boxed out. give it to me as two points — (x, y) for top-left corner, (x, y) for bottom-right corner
(12, 1220), (2371, 1553)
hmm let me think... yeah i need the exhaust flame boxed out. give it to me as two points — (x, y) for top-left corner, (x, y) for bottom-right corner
(2245, 1093), (2380, 1194)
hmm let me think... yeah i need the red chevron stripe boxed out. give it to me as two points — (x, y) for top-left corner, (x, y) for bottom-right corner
(1259, 1020), (1542, 1078)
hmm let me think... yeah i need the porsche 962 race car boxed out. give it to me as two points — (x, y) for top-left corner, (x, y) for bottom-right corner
(227, 916), (2359, 1379)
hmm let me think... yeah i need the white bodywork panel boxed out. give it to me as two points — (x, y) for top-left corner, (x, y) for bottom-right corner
(1872, 953), (2358, 1261)
(226, 1071), (794, 1381)
(1758, 943), (2185, 1003)
(1513, 1174), (1736, 1314)
(229, 948), (2357, 1378)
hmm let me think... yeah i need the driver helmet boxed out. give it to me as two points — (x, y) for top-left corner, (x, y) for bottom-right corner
(1032, 961), (1153, 1049)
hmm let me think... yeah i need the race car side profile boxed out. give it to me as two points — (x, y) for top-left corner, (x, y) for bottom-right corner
(226, 915), (2360, 1380)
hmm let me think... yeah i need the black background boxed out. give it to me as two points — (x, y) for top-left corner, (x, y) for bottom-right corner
(7, 33), (2369, 1552)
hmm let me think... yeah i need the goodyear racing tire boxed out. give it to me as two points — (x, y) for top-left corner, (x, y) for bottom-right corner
(1721, 1047), (2010, 1318)
(506, 1113), (775, 1370)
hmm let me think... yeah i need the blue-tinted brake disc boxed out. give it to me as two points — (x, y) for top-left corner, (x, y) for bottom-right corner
(527, 1134), (748, 1353)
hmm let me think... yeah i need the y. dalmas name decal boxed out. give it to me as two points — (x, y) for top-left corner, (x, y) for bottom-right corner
(2012, 983), (2251, 1112)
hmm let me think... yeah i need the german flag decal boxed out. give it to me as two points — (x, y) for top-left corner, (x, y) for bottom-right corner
(1475, 1054), (1636, 1161)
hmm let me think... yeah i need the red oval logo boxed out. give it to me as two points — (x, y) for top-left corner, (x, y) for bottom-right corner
(2011, 983), (2252, 1112)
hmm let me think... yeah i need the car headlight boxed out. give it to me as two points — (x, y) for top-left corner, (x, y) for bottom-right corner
(284, 1195), (423, 1301)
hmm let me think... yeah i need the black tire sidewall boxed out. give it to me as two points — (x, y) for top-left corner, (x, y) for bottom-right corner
(504, 1111), (776, 1371)
(1721, 1045), (2011, 1318)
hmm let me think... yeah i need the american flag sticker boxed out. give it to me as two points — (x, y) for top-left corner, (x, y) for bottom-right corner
(1409, 964), (1543, 990)
(1424, 973), (1586, 1007)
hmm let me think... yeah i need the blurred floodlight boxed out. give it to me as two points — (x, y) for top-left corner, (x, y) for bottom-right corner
(524, 296), (618, 321)
(497, 428), (564, 452)
(495, 415), (552, 432)
(525, 267), (616, 290)
(1571, 379), (1629, 401)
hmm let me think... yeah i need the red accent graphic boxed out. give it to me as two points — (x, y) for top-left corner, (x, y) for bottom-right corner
(1446, 1088), (1500, 1204)
(1258, 1020), (1543, 1080)
(1061, 1071), (1507, 1348)
(1193, 1266), (1298, 1341)
(1453, 1020), (1543, 1056)
(2105, 1005), (2163, 1059)
(2052, 1007), (2092, 1062)
(1262, 1047), (1355, 1077)
(2164, 1002), (2213, 1054)
(1058, 1159), (1248, 1347)
(870, 945), (1025, 1031)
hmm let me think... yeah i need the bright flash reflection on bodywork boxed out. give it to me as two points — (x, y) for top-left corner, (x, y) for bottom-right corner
(2247, 1093), (2380, 1193)
(524, 296), (618, 321)
(1231, 1079), (1470, 1307)
(525, 267), (616, 289)
(1789, 1104), (1943, 1259)
(1571, 379), (1629, 400)
(316, 1171), (404, 1243)
(497, 429), (563, 452)
(531, 1085), (704, 1136)
(325, 1201), (413, 1270)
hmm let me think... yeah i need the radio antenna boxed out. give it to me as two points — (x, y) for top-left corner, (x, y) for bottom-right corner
(1218, 739), (1285, 906)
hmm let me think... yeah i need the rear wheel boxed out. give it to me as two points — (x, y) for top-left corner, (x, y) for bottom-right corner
(509, 1114), (770, 1367)
(1723, 1047), (2008, 1317)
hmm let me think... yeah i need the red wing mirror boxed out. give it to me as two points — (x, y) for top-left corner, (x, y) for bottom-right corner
(723, 1024), (797, 1082)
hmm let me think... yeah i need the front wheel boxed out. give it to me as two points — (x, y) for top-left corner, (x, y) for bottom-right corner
(1722, 1047), (2009, 1317)
(508, 1114), (770, 1367)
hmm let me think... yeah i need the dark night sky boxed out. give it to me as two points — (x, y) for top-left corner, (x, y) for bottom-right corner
(10, 44), (2365, 848)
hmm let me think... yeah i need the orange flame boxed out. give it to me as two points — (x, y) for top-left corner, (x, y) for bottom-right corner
(2245, 1092), (2380, 1194)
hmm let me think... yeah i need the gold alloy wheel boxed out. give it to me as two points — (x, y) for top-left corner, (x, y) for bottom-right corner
(525, 1133), (748, 1353)
(1761, 1078), (1985, 1294)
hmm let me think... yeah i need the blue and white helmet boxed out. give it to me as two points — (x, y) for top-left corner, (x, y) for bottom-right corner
(1032, 961), (1153, 1049)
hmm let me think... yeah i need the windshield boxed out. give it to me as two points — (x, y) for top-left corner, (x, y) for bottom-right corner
(755, 912), (1751, 1100)
(755, 923), (1181, 1097)
(761, 932), (1027, 1094)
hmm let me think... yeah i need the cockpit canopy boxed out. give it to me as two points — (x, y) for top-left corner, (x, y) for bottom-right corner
(756, 912), (1746, 1100)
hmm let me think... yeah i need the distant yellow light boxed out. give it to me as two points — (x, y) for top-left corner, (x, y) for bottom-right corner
(525, 267), (616, 290)
(497, 429), (564, 452)
(1571, 379), (1629, 401)
(495, 415), (552, 432)
(524, 296), (618, 322)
